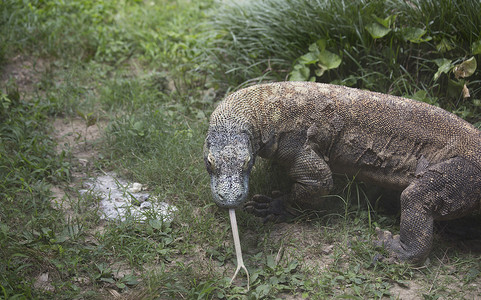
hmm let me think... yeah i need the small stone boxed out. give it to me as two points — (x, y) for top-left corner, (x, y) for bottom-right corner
(137, 194), (150, 202)
(322, 244), (334, 255)
(34, 272), (54, 292)
(78, 158), (89, 167)
(74, 276), (91, 285)
(82, 182), (93, 189)
(129, 182), (142, 193)
(140, 201), (152, 210)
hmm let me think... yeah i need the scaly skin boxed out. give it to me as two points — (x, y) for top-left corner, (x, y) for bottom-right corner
(204, 81), (481, 264)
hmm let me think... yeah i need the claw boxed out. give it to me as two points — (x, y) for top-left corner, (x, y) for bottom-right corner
(373, 228), (405, 264)
(243, 193), (294, 222)
(375, 227), (394, 248)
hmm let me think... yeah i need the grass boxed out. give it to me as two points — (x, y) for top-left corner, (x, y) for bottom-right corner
(1, 0), (481, 299)
(206, 0), (481, 121)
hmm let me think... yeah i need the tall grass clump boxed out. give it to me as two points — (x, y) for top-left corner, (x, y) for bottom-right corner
(207, 0), (481, 120)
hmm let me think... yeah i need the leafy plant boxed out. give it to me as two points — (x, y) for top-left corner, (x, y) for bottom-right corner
(207, 0), (481, 121)
(289, 39), (342, 81)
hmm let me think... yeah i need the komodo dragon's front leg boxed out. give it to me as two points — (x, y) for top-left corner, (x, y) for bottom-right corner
(245, 137), (334, 221)
(377, 156), (481, 264)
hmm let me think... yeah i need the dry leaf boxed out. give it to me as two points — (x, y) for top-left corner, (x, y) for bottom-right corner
(462, 84), (470, 98)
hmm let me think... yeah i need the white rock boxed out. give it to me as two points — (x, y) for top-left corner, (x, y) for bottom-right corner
(129, 182), (143, 193)
(140, 201), (152, 209)
(79, 172), (176, 222)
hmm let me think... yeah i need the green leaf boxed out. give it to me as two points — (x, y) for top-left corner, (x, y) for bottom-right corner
(402, 27), (431, 43)
(409, 90), (438, 105)
(195, 110), (206, 120)
(316, 50), (342, 76)
(298, 52), (319, 65)
(116, 282), (126, 289)
(315, 68), (326, 77)
(318, 50), (341, 69)
(365, 23), (391, 39)
(309, 39), (326, 52)
(453, 56), (477, 79)
(436, 37), (454, 53)
(149, 219), (163, 230)
(255, 284), (271, 297)
(266, 254), (276, 269)
(472, 40), (481, 55)
(373, 14), (396, 28)
(433, 58), (452, 81)
(411, 90), (428, 101)
(269, 276), (280, 285)
(100, 277), (115, 284)
(447, 79), (465, 98)
(133, 121), (144, 131)
(289, 64), (310, 81)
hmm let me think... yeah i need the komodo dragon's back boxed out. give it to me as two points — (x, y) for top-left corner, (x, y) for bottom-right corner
(204, 81), (481, 265)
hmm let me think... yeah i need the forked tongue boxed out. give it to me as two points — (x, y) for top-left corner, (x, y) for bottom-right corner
(228, 209), (250, 290)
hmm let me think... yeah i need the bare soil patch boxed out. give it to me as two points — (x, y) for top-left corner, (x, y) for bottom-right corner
(1, 55), (49, 94)
(53, 117), (104, 162)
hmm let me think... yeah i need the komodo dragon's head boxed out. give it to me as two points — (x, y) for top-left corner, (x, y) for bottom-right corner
(204, 129), (255, 208)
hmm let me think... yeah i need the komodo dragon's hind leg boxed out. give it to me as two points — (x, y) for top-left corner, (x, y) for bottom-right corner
(245, 145), (334, 222)
(376, 156), (481, 264)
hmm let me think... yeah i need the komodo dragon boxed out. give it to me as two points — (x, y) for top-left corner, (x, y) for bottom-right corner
(203, 81), (481, 264)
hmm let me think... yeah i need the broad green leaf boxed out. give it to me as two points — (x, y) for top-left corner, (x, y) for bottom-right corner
(309, 39), (326, 52)
(289, 64), (310, 81)
(149, 219), (163, 230)
(298, 51), (318, 65)
(116, 282), (126, 289)
(373, 14), (396, 28)
(436, 38), (454, 53)
(472, 40), (481, 55)
(133, 121), (144, 131)
(255, 284), (271, 297)
(411, 90), (428, 101)
(453, 57), (477, 79)
(266, 254), (276, 269)
(402, 27), (432, 43)
(315, 67), (327, 77)
(433, 58), (452, 81)
(318, 50), (342, 70)
(100, 277), (115, 284)
(447, 78), (465, 98)
(365, 23), (391, 39)
(315, 50), (342, 77)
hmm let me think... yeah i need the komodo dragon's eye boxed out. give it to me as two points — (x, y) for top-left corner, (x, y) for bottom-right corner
(242, 155), (251, 170)
(207, 152), (216, 171)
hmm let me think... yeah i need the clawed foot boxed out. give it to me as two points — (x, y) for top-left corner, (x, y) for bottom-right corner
(375, 227), (401, 250)
(244, 192), (296, 222)
(374, 227), (429, 265)
(374, 227), (402, 263)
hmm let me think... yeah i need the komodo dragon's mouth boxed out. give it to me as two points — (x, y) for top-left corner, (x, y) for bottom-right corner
(210, 173), (249, 209)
